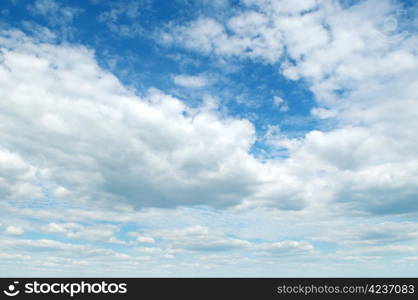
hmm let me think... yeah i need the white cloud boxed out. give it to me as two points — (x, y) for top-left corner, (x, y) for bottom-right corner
(137, 247), (163, 254)
(137, 236), (155, 243)
(43, 222), (120, 243)
(28, 0), (60, 16)
(97, 1), (143, 37)
(273, 96), (284, 105)
(162, 16), (283, 63)
(4, 225), (24, 235)
(27, 0), (83, 26)
(311, 221), (418, 246)
(310, 107), (337, 119)
(0, 149), (42, 200)
(98, 1), (142, 22)
(144, 226), (252, 252)
(21, 21), (57, 42)
(0, 238), (142, 266)
(273, 96), (289, 112)
(45, 222), (67, 233)
(2, 200), (418, 276)
(255, 240), (314, 256)
(172, 74), (210, 88)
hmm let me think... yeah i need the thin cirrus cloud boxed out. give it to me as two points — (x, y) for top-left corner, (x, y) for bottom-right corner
(26, 0), (83, 26)
(172, 74), (211, 88)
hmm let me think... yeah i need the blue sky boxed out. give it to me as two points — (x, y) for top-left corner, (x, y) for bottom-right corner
(0, 0), (418, 276)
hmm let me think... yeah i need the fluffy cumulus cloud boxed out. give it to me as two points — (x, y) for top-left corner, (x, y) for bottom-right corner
(0, 30), (257, 209)
(0, 149), (42, 201)
(1, 29), (314, 211)
(163, 0), (418, 215)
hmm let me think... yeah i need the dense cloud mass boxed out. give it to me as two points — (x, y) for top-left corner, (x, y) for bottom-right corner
(0, 30), (263, 209)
